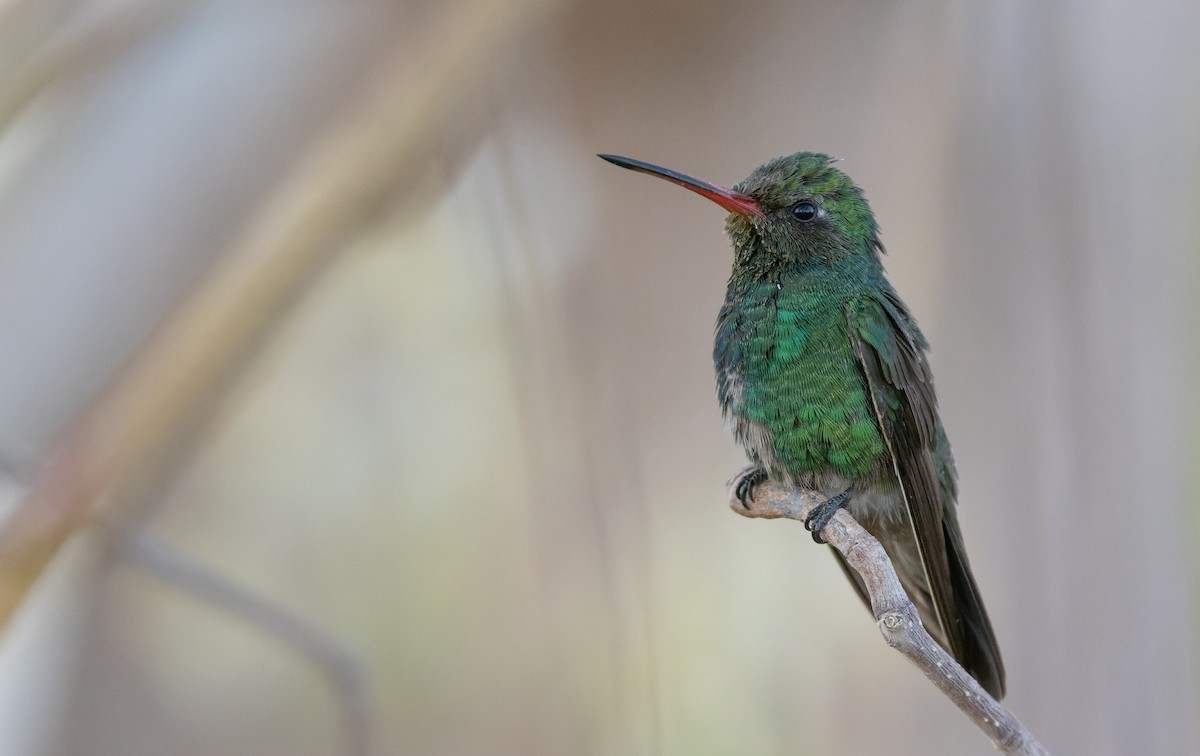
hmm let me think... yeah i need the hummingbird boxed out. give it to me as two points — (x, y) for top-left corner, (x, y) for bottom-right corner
(598, 152), (1005, 699)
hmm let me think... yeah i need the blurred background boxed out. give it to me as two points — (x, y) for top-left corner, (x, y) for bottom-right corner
(0, 0), (1197, 754)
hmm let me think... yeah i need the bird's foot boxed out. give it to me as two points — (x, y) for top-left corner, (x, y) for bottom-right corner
(728, 465), (768, 509)
(803, 490), (853, 543)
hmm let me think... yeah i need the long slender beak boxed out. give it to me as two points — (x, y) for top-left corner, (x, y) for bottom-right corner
(598, 154), (764, 220)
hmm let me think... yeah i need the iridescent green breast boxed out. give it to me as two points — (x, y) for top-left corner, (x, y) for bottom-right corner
(715, 282), (886, 481)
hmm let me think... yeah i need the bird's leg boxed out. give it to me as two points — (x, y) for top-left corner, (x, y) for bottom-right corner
(730, 465), (768, 508)
(804, 490), (853, 543)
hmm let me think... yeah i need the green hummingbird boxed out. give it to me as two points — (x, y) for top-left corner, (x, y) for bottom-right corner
(599, 152), (1005, 699)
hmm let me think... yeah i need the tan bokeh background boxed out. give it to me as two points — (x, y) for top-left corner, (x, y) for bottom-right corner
(0, 1), (1197, 754)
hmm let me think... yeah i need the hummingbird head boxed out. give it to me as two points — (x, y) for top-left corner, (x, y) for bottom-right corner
(599, 152), (882, 277)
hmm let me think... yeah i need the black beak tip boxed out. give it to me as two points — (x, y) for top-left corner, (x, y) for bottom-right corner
(597, 153), (631, 168)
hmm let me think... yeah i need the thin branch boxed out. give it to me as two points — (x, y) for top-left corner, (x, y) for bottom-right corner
(729, 474), (1050, 756)
(119, 531), (377, 756)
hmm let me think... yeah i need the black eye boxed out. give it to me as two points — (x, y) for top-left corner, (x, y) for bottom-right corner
(791, 201), (818, 222)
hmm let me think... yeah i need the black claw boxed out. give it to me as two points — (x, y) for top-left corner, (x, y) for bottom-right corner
(734, 467), (768, 508)
(804, 490), (853, 543)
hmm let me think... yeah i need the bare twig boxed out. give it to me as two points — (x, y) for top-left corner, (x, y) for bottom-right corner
(729, 474), (1050, 756)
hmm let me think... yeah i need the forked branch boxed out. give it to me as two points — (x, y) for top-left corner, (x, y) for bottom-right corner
(729, 475), (1050, 756)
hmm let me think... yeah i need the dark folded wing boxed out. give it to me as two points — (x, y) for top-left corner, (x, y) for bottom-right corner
(846, 292), (1005, 699)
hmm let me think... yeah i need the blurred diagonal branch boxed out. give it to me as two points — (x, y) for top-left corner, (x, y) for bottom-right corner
(731, 476), (1050, 756)
(0, 0), (558, 629)
(0, 0), (187, 131)
(0, 0), (86, 78)
(121, 532), (375, 755)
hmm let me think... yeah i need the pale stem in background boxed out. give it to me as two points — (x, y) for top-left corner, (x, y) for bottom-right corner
(0, 0), (557, 629)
